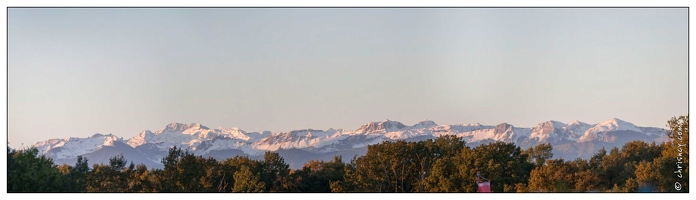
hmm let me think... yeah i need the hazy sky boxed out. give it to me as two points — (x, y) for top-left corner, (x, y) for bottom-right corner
(8, 8), (687, 148)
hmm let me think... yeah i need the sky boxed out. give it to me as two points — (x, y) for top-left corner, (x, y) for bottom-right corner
(7, 8), (688, 149)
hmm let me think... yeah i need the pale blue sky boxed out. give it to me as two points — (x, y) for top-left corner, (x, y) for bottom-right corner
(8, 8), (687, 148)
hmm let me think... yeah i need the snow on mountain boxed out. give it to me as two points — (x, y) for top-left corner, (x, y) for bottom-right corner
(384, 128), (434, 140)
(591, 118), (642, 133)
(38, 133), (123, 159)
(567, 120), (590, 127)
(31, 118), (668, 167)
(513, 126), (533, 140)
(529, 120), (566, 142)
(194, 137), (257, 155)
(252, 129), (347, 152)
(578, 118), (643, 142)
(431, 123), (493, 135)
(126, 122), (257, 151)
(638, 127), (666, 136)
(355, 119), (407, 134)
(566, 120), (593, 139)
(412, 120), (438, 129)
(215, 127), (253, 141)
(34, 138), (64, 154)
(527, 120), (588, 143)
(126, 130), (154, 147)
(245, 131), (273, 140)
(448, 123), (525, 143)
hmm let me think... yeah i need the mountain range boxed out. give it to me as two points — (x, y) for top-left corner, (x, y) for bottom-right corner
(31, 118), (669, 169)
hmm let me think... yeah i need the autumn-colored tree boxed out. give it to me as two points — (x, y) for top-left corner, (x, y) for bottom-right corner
(233, 165), (265, 192)
(524, 143), (554, 167)
(650, 115), (689, 192)
(57, 155), (90, 192)
(527, 159), (574, 192)
(86, 154), (129, 192)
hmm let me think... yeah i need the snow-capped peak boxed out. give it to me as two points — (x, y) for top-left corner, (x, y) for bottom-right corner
(529, 121), (572, 142)
(31, 118), (667, 167)
(33, 133), (124, 159)
(413, 120), (438, 128)
(89, 133), (117, 138)
(531, 120), (566, 130)
(590, 118), (642, 133)
(126, 130), (154, 147)
(214, 127), (252, 140)
(164, 122), (209, 131)
(356, 119), (406, 134)
(126, 122), (258, 150)
(567, 120), (590, 127)
(548, 120), (567, 128)
(578, 118), (643, 142)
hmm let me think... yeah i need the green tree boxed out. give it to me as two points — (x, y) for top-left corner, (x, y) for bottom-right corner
(7, 147), (15, 190)
(59, 155), (90, 192)
(86, 154), (129, 192)
(220, 155), (264, 192)
(7, 147), (64, 192)
(124, 163), (153, 192)
(233, 165), (265, 192)
(461, 142), (534, 192)
(570, 158), (600, 192)
(623, 178), (638, 192)
(633, 161), (660, 192)
(161, 147), (215, 192)
(525, 143), (554, 167)
(261, 151), (291, 192)
(292, 156), (346, 192)
(330, 156), (360, 192)
(528, 159), (573, 192)
(71, 156), (90, 192)
(423, 156), (462, 192)
(652, 115), (689, 192)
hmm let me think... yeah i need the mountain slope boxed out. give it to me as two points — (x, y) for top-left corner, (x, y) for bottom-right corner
(32, 118), (667, 169)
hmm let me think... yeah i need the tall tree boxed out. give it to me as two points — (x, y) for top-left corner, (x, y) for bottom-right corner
(71, 156), (90, 192)
(86, 154), (129, 192)
(261, 151), (291, 192)
(525, 143), (554, 167)
(7, 147), (64, 192)
(292, 156), (346, 192)
(233, 165), (265, 192)
(651, 115), (689, 192)
(461, 142), (534, 192)
(59, 156), (90, 192)
(527, 159), (574, 192)
(423, 156), (462, 192)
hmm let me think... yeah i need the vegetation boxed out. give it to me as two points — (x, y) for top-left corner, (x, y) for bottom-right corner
(7, 116), (688, 192)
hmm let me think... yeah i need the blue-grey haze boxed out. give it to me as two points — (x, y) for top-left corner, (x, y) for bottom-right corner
(8, 8), (687, 148)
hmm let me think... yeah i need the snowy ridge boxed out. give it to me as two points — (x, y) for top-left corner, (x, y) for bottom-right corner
(126, 123), (257, 151)
(32, 118), (666, 160)
(578, 118), (643, 142)
(252, 129), (343, 152)
(412, 120), (438, 129)
(528, 120), (589, 143)
(566, 120), (593, 140)
(34, 133), (123, 159)
(355, 119), (407, 134)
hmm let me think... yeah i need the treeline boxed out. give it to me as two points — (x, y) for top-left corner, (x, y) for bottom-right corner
(7, 116), (689, 192)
